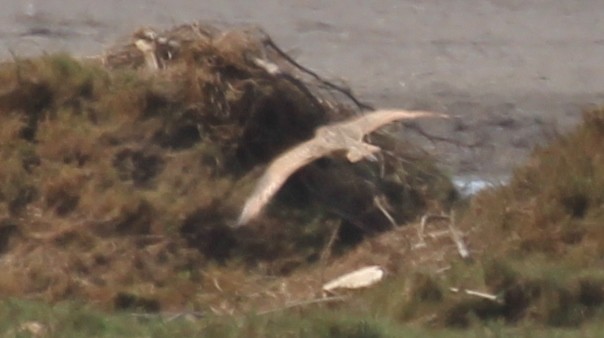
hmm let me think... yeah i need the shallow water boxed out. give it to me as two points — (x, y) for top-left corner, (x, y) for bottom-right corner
(452, 175), (509, 197)
(4, 0), (604, 99)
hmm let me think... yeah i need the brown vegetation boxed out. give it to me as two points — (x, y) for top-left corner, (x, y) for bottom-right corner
(248, 106), (604, 329)
(0, 24), (452, 313)
(3, 23), (602, 333)
(446, 106), (604, 327)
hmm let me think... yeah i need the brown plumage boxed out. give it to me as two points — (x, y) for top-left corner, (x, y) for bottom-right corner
(236, 109), (448, 226)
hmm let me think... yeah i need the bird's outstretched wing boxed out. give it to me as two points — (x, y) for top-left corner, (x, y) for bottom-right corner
(237, 138), (334, 226)
(347, 109), (448, 135)
(236, 108), (448, 226)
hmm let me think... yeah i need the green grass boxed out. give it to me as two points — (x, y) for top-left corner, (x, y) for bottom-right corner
(3, 298), (604, 338)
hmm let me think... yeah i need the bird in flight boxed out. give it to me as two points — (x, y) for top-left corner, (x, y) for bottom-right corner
(236, 109), (449, 226)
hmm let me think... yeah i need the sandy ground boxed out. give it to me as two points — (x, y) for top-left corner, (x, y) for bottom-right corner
(2, 0), (604, 178)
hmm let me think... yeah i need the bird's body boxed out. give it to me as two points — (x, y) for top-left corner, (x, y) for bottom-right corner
(236, 109), (448, 226)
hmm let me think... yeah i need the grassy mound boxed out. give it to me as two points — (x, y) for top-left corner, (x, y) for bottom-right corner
(445, 107), (604, 327)
(0, 24), (453, 310)
(229, 106), (604, 332)
(330, 106), (604, 329)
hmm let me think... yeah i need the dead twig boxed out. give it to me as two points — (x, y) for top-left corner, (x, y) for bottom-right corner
(250, 57), (280, 75)
(415, 213), (450, 248)
(447, 211), (470, 259)
(374, 195), (397, 227)
(257, 29), (374, 111)
(449, 287), (500, 302)
(319, 220), (342, 286)
(414, 212), (470, 259)
(319, 220), (341, 265)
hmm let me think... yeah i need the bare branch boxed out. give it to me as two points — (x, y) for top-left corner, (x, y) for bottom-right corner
(448, 211), (470, 259)
(374, 195), (397, 227)
(257, 29), (374, 111)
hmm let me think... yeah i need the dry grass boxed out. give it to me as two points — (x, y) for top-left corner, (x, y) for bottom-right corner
(413, 106), (604, 328)
(195, 106), (604, 329)
(0, 24), (452, 315)
(3, 22), (602, 334)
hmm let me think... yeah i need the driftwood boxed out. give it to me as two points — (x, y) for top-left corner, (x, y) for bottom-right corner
(322, 265), (385, 293)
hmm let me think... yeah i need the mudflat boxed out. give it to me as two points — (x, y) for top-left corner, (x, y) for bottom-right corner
(2, 0), (604, 177)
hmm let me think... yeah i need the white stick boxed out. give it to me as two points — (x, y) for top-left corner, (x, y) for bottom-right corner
(374, 195), (397, 227)
(449, 287), (499, 301)
(447, 212), (470, 259)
